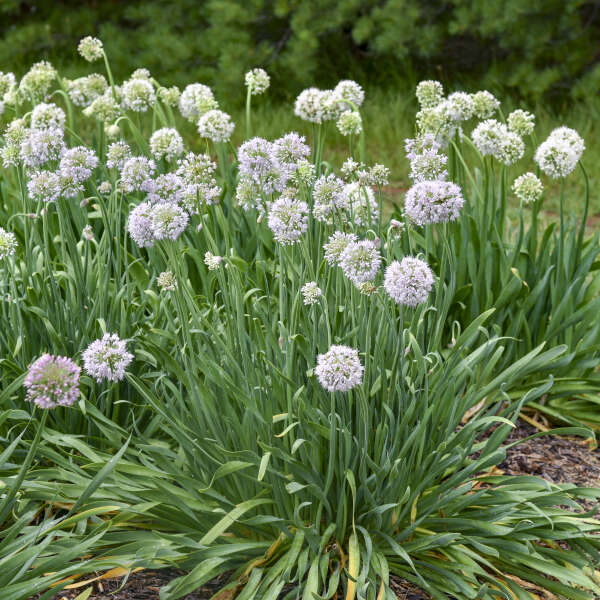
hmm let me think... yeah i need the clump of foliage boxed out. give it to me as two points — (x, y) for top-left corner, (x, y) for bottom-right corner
(1, 38), (600, 600)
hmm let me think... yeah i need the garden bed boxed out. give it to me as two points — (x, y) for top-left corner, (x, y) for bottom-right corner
(41, 420), (600, 600)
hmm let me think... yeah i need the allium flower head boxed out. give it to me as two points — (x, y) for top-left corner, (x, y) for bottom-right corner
(107, 141), (132, 170)
(27, 170), (61, 203)
(369, 164), (390, 187)
(98, 181), (112, 195)
(323, 231), (357, 266)
(122, 77), (156, 112)
(143, 173), (188, 205)
(158, 86), (181, 106)
(472, 119), (524, 164)
(534, 127), (584, 178)
(416, 80), (443, 109)
(416, 102), (457, 143)
(315, 345), (363, 393)
(405, 180), (464, 226)
(245, 68), (270, 95)
(337, 111), (362, 136)
(177, 152), (217, 185)
(24, 354), (80, 409)
(513, 172), (543, 204)
(497, 131), (525, 165)
(471, 91), (500, 119)
(149, 128), (184, 162)
(20, 127), (65, 168)
(131, 68), (151, 80)
(405, 134), (448, 182)
(333, 80), (365, 110)
(128, 202), (155, 247)
(339, 239), (381, 284)
(83, 333), (133, 382)
(345, 182), (379, 227)
(158, 270), (177, 291)
(179, 83), (218, 122)
(82, 224), (94, 241)
(238, 137), (285, 194)
(313, 174), (349, 223)
(204, 251), (223, 270)
(31, 102), (66, 130)
(57, 170), (84, 199)
(446, 92), (475, 121)
(197, 109), (235, 143)
(59, 146), (99, 182)
(66, 74), (107, 107)
(302, 281), (322, 305)
(0, 71), (16, 99)
(271, 132), (310, 172)
(294, 88), (338, 123)
(120, 157), (156, 192)
(0, 227), (17, 259)
(507, 109), (535, 137)
(267, 196), (309, 244)
(83, 90), (120, 123)
(384, 257), (434, 307)
(151, 202), (189, 240)
(78, 36), (104, 62)
(19, 61), (56, 99)
(292, 159), (317, 187)
(235, 176), (261, 212)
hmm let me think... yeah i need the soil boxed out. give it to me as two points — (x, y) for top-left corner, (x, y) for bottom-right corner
(37, 420), (600, 600)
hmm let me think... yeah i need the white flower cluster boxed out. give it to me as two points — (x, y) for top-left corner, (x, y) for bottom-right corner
(512, 172), (543, 204)
(384, 257), (435, 307)
(197, 109), (235, 143)
(301, 281), (322, 305)
(415, 80), (501, 145)
(245, 68), (270, 95)
(534, 127), (584, 179)
(315, 345), (363, 393)
(150, 128), (184, 162)
(179, 83), (218, 123)
(471, 119), (525, 165)
(294, 80), (365, 124)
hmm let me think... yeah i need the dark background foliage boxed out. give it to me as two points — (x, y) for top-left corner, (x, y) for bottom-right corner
(1, 0), (600, 105)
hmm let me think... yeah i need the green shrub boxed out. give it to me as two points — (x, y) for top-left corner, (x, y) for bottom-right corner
(1, 1), (600, 102)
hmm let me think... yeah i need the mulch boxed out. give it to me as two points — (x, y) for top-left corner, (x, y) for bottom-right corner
(38, 419), (600, 600)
